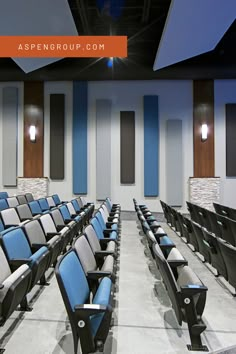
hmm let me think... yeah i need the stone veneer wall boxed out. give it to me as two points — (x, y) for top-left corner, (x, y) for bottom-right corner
(189, 177), (221, 211)
(17, 178), (49, 199)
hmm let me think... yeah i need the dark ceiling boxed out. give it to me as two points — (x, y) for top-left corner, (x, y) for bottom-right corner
(0, 0), (236, 81)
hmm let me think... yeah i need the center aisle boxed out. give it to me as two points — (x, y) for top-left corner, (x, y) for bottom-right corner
(109, 220), (193, 354)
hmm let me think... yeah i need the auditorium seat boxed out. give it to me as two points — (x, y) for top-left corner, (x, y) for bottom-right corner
(217, 239), (236, 293)
(25, 193), (34, 203)
(191, 221), (211, 263)
(55, 249), (113, 354)
(28, 200), (45, 216)
(16, 204), (37, 222)
(0, 207), (28, 228)
(39, 213), (71, 253)
(152, 243), (208, 351)
(38, 198), (52, 212)
(186, 201), (202, 225)
(71, 198), (90, 224)
(94, 212), (118, 238)
(1, 227), (50, 288)
(0, 192), (9, 199)
(215, 213), (235, 246)
(50, 208), (77, 241)
(6, 197), (19, 208)
(73, 235), (115, 290)
(46, 196), (57, 209)
(202, 229), (228, 279)
(84, 224), (117, 257)
(59, 204), (82, 235)
(52, 194), (66, 206)
(97, 208), (118, 232)
(0, 245), (32, 323)
(85, 224), (117, 252)
(23, 219), (62, 267)
(65, 202), (85, 229)
(0, 199), (8, 212)
(16, 195), (28, 205)
(90, 217), (118, 242)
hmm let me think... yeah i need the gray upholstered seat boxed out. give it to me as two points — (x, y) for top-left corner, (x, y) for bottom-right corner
(23, 219), (62, 267)
(6, 197), (19, 208)
(84, 224), (116, 255)
(16, 204), (35, 221)
(0, 208), (28, 228)
(16, 195), (27, 205)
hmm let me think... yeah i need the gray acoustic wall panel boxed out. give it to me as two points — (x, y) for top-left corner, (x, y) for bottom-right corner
(2, 87), (18, 186)
(226, 104), (236, 176)
(96, 99), (112, 200)
(166, 119), (183, 206)
(120, 111), (135, 184)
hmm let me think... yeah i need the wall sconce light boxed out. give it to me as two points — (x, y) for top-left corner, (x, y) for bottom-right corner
(201, 123), (208, 141)
(29, 125), (36, 142)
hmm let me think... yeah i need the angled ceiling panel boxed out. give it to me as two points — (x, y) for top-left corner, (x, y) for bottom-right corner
(0, 0), (78, 73)
(153, 0), (236, 70)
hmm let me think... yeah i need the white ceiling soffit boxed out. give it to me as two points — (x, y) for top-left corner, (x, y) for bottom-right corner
(0, 0), (78, 73)
(153, 0), (236, 71)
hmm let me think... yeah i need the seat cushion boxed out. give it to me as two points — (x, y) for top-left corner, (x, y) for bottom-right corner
(159, 236), (174, 246)
(106, 241), (116, 253)
(167, 248), (185, 261)
(29, 246), (49, 266)
(91, 277), (112, 336)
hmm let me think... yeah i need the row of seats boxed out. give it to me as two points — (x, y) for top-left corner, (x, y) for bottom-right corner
(56, 198), (121, 354)
(213, 202), (236, 221)
(161, 200), (236, 296)
(133, 199), (209, 352)
(0, 192), (96, 353)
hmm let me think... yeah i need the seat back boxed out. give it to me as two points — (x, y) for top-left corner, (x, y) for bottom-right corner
(59, 205), (72, 221)
(17, 195), (27, 205)
(90, 218), (104, 240)
(0, 192), (9, 199)
(216, 214), (235, 246)
(95, 211), (106, 230)
(0, 199), (8, 211)
(152, 243), (183, 325)
(84, 224), (101, 253)
(38, 198), (50, 212)
(66, 202), (76, 216)
(50, 208), (65, 227)
(71, 199), (81, 213)
(39, 214), (57, 234)
(16, 204), (33, 221)
(55, 249), (90, 353)
(1, 227), (32, 260)
(25, 193), (34, 203)
(52, 194), (61, 206)
(46, 196), (56, 208)
(23, 220), (46, 245)
(0, 208), (21, 227)
(6, 197), (19, 208)
(217, 239), (236, 289)
(28, 201), (43, 216)
(73, 235), (97, 274)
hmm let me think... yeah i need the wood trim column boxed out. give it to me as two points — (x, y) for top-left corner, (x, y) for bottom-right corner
(24, 81), (44, 177)
(193, 80), (215, 177)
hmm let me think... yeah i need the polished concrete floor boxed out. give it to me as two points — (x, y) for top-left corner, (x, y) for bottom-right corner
(1, 218), (236, 353)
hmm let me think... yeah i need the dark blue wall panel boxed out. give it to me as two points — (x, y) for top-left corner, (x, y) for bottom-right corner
(144, 95), (159, 196)
(73, 81), (88, 194)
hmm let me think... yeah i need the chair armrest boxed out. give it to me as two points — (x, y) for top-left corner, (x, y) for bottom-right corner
(87, 270), (112, 280)
(103, 229), (113, 236)
(56, 225), (65, 231)
(106, 221), (117, 228)
(95, 251), (114, 259)
(31, 243), (47, 252)
(46, 232), (60, 241)
(74, 304), (110, 318)
(0, 283), (4, 290)
(203, 240), (217, 254)
(159, 244), (175, 250)
(100, 238), (117, 246)
(9, 258), (30, 270)
(181, 284), (208, 297)
(167, 260), (188, 268)
(64, 219), (72, 224)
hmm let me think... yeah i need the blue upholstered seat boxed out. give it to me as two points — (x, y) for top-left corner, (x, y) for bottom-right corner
(0, 199), (8, 211)
(91, 217), (117, 241)
(56, 249), (112, 354)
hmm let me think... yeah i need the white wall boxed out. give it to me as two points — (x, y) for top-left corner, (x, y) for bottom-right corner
(88, 80), (193, 211)
(0, 80), (193, 211)
(215, 80), (236, 208)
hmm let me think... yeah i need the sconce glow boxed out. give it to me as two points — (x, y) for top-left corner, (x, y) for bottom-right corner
(201, 124), (208, 141)
(29, 125), (36, 142)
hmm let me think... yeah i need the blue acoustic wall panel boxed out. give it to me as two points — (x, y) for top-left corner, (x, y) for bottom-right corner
(2, 87), (18, 186)
(73, 81), (88, 194)
(96, 99), (112, 200)
(144, 95), (159, 196)
(166, 119), (183, 206)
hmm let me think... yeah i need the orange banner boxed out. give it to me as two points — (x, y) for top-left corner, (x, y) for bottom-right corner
(0, 36), (127, 57)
